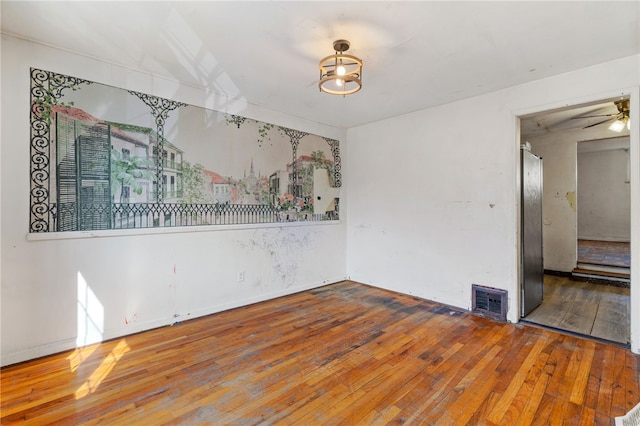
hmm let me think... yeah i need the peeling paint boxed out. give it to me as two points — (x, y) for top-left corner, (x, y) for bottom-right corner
(566, 191), (576, 211)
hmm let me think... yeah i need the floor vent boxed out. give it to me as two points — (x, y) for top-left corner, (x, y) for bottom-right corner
(616, 401), (640, 426)
(472, 284), (507, 322)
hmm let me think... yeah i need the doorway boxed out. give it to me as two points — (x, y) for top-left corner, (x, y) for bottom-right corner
(519, 98), (632, 346)
(574, 137), (631, 284)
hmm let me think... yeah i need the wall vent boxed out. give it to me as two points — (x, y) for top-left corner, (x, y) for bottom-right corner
(472, 284), (507, 322)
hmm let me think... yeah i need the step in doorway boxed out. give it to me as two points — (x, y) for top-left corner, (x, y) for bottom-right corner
(572, 239), (630, 286)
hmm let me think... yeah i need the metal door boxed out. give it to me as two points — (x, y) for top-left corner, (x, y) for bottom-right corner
(521, 147), (544, 316)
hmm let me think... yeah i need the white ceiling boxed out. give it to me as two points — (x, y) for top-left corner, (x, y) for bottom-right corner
(1, 1), (639, 129)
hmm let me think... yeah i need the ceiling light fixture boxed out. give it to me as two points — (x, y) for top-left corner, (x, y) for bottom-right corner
(319, 39), (362, 96)
(609, 116), (629, 132)
(609, 99), (631, 132)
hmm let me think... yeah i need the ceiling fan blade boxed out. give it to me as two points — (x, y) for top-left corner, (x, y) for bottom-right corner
(582, 117), (616, 129)
(572, 113), (617, 119)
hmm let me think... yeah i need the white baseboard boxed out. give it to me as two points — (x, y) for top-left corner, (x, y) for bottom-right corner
(178, 276), (347, 322)
(1, 337), (77, 367)
(0, 276), (348, 367)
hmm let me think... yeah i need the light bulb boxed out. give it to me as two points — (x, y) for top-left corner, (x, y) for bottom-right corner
(337, 65), (346, 76)
(609, 120), (625, 132)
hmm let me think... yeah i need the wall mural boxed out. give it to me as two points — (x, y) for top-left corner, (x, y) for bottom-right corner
(29, 68), (341, 233)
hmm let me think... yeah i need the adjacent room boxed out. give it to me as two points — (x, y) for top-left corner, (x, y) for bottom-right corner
(520, 101), (633, 345)
(2, 1), (639, 423)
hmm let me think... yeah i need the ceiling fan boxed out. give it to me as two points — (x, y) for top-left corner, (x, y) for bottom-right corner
(573, 99), (630, 130)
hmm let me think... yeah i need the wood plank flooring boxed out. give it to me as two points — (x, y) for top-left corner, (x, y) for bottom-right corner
(578, 239), (630, 268)
(524, 275), (630, 345)
(2, 281), (639, 425)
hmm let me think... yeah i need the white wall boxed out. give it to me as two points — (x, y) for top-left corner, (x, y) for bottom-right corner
(1, 35), (347, 366)
(527, 131), (629, 271)
(346, 55), (639, 328)
(526, 132), (578, 272)
(3, 36), (640, 362)
(346, 90), (517, 314)
(578, 147), (631, 241)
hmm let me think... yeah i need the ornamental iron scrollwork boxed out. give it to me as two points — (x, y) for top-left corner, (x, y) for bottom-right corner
(30, 68), (93, 232)
(279, 127), (309, 198)
(29, 69), (342, 233)
(226, 114), (246, 129)
(127, 91), (186, 204)
(322, 137), (342, 188)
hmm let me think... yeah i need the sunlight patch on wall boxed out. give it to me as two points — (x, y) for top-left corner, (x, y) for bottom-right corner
(77, 272), (104, 347)
(74, 339), (130, 399)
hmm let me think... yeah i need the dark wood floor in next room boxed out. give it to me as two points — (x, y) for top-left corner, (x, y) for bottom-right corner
(524, 275), (630, 345)
(578, 239), (630, 269)
(524, 239), (631, 346)
(2, 281), (638, 424)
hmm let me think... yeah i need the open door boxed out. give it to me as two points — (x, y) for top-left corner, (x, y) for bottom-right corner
(521, 146), (544, 316)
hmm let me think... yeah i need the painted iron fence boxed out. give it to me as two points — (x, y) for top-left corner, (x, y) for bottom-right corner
(48, 202), (332, 231)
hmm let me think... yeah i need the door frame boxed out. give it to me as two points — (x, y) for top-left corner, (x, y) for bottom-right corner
(514, 87), (639, 354)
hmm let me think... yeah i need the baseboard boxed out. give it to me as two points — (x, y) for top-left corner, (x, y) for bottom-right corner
(176, 276), (348, 323)
(544, 269), (572, 277)
(0, 276), (348, 368)
(0, 337), (78, 368)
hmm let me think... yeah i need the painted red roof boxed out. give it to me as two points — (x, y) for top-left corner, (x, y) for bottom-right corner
(52, 106), (151, 146)
(52, 105), (102, 123)
(203, 170), (229, 184)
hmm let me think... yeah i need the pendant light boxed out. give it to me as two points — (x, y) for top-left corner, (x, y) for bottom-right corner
(319, 39), (363, 96)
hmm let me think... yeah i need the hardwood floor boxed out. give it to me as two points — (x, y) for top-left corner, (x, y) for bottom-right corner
(574, 239), (631, 284)
(578, 239), (630, 268)
(524, 275), (630, 345)
(2, 281), (638, 424)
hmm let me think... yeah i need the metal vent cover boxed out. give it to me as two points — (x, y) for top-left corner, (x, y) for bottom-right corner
(616, 401), (640, 426)
(472, 284), (507, 322)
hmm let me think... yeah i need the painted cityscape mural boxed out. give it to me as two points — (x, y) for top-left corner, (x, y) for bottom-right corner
(29, 68), (341, 232)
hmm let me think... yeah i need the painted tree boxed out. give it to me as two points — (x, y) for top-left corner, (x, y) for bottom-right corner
(110, 148), (156, 203)
(181, 160), (214, 204)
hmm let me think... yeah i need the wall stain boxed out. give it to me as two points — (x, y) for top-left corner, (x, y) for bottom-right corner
(242, 228), (315, 288)
(566, 191), (576, 211)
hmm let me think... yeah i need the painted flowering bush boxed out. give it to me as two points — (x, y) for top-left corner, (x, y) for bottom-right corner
(277, 193), (313, 216)
(278, 193), (296, 211)
(300, 198), (313, 213)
